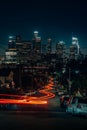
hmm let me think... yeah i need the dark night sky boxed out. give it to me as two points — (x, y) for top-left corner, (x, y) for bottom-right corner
(0, 0), (87, 54)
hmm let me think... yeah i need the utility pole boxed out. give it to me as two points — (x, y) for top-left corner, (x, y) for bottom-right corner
(67, 68), (72, 95)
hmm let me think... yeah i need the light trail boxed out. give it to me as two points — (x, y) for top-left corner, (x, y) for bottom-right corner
(0, 77), (55, 105)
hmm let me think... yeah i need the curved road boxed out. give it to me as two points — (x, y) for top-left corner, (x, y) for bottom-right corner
(0, 77), (55, 105)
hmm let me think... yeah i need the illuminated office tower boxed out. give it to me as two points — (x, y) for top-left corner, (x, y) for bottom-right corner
(8, 36), (16, 49)
(34, 31), (39, 38)
(16, 40), (33, 64)
(46, 38), (52, 54)
(69, 37), (80, 60)
(4, 49), (17, 64)
(72, 37), (80, 55)
(3, 36), (18, 64)
(56, 41), (66, 63)
(32, 31), (41, 54)
(69, 45), (76, 60)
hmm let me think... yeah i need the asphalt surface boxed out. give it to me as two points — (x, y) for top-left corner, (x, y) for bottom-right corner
(0, 95), (87, 130)
(0, 110), (87, 130)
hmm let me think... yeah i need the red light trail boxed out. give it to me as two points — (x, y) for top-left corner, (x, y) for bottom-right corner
(0, 78), (55, 105)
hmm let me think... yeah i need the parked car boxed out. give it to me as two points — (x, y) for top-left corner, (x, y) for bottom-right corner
(66, 96), (87, 116)
(60, 94), (71, 108)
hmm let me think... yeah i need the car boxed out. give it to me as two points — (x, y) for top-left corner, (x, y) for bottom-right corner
(60, 95), (71, 108)
(66, 96), (87, 116)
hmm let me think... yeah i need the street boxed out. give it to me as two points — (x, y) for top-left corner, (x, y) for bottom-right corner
(0, 95), (87, 130)
(0, 79), (87, 130)
(0, 110), (87, 130)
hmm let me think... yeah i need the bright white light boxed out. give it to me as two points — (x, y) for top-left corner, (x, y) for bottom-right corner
(72, 37), (78, 45)
(34, 31), (38, 34)
(34, 31), (39, 38)
(72, 37), (78, 40)
(9, 40), (12, 42)
(9, 36), (14, 39)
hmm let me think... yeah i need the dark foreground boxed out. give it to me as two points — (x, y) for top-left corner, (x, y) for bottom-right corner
(0, 110), (87, 130)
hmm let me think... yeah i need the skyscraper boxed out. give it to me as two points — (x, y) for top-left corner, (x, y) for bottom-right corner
(72, 37), (80, 55)
(46, 38), (52, 54)
(69, 37), (80, 60)
(32, 31), (41, 54)
(8, 36), (16, 49)
(56, 41), (66, 63)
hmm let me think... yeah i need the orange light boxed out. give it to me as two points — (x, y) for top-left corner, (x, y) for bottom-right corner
(0, 77), (55, 105)
(28, 100), (48, 104)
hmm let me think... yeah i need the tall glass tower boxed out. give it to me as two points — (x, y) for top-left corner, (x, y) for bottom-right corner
(72, 37), (80, 55)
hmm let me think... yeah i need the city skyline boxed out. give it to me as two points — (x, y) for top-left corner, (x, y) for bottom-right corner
(0, 31), (87, 55)
(0, 0), (87, 54)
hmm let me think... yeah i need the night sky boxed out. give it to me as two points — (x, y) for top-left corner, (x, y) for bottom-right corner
(0, 0), (87, 54)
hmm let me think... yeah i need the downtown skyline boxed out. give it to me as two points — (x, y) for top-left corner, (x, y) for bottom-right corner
(0, 31), (87, 55)
(0, 0), (87, 54)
